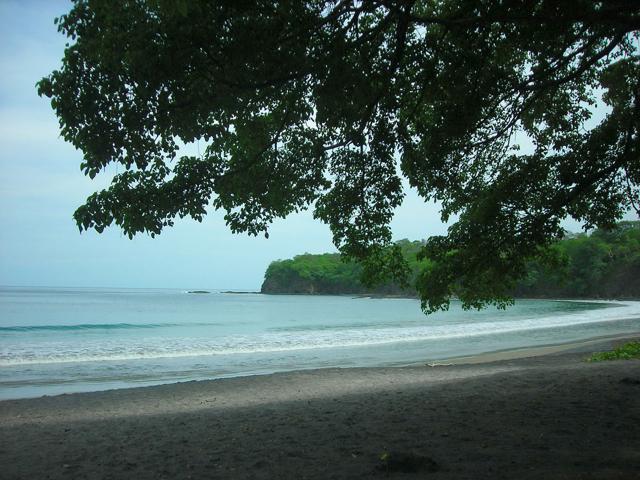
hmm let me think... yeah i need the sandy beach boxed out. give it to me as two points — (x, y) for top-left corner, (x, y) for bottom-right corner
(1, 335), (639, 479)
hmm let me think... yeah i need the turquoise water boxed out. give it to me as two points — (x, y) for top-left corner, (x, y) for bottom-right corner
(1, 287), (639, 399)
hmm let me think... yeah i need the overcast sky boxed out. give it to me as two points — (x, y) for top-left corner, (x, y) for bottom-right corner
(0, 0), (451, 290)
(0, 1), (634, 290)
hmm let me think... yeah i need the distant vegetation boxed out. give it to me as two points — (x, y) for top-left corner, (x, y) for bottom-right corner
(262, 221), (640, 299)
(262, 239), (424, 296)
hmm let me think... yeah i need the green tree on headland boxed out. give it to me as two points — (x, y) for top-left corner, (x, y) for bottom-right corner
(262, 239), (425, 295)
(38, 1), (639, 312)
(263, 222), (640, 299)
(515, 221), (640, 298)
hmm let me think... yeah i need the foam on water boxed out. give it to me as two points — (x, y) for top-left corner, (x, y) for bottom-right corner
(2, 288), (640, 399)
(1, 299), (639, 366)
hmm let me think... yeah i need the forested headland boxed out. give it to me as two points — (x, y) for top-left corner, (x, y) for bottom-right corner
(261, 222), (640, 299)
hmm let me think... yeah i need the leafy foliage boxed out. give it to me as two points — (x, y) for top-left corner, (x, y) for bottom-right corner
(39, 1), (640, 312)
(515, 221), (640, 298)
(588, 341), (640, 362)
(262, 239), (424, 295)
(263, 222), (640, 299)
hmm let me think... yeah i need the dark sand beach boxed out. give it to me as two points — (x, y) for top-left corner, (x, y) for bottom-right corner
(1, 336), (639, 479)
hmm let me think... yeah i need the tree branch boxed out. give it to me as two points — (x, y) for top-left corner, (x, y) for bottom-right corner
(520, 34), (625, 91)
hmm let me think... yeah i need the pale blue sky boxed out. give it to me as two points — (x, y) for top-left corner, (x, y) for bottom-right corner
(0, 1), (632, 290)
(0, 0), (448, 290)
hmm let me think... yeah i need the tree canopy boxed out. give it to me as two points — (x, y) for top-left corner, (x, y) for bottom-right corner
(261, 222), (640, 299)
(38, 0), (640, 312)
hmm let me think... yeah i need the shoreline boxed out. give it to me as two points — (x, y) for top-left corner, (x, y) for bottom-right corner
(2, 329), (639, 402)
(261, 291), (640, 301)
(431, 331), (640, 365)
(2, 334), (639, 478)
(3, 333), (638, 406)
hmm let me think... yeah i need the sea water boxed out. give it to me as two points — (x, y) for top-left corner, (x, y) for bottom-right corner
(1, 286), (639, 399)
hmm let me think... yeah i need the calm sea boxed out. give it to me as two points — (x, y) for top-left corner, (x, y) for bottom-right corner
(1, 287), (639, 399)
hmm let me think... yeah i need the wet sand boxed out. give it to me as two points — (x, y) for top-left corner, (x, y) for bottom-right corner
(1, 336), (639, 479)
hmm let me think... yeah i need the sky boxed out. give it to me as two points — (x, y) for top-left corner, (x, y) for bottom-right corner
(0, 1), (634, 290)
(0, 0), (448, 290)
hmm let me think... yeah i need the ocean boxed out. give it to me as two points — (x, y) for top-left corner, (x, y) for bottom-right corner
(1, 286), (639, 399)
